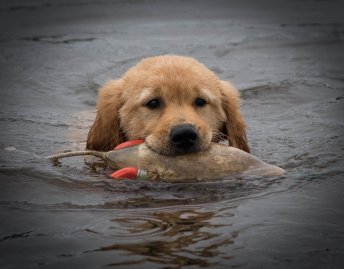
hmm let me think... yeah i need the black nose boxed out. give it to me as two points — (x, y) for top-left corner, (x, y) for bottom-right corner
(170, 124), (199, 152)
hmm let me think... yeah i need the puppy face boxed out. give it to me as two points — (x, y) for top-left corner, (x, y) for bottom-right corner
(119, 68), (226, 155)
(86, 55), (249, 154)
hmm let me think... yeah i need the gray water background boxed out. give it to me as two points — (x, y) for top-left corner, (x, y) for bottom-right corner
(0, 0), (344, 268)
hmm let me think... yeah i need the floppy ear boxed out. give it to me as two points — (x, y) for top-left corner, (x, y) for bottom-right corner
(220, 80), (250, 153)
(86, 80), (126, 151)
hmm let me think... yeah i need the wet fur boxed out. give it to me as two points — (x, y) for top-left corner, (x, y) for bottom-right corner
(86, 55), (250, 154)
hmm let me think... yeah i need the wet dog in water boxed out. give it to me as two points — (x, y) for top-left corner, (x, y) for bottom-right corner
(86, 55), (249, 155)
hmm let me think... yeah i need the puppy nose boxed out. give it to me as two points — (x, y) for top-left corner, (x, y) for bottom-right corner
(170, 124), (198, 151)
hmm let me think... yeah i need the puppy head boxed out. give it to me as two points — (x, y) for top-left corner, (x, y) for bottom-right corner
(119, 56), (227, 155)
(86, 55), (249, 154)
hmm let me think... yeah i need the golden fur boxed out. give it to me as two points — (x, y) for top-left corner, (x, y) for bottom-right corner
(86, 55), (249, 154)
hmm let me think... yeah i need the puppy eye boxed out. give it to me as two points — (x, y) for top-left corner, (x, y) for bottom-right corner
(194, 98), (207, 107)
(145, 98), (161, 109)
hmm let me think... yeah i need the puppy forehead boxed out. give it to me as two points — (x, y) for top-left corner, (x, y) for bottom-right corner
(137, 86), (218, 103)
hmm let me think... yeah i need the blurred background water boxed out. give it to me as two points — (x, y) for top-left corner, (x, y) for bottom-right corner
(0, 0), (343, 268)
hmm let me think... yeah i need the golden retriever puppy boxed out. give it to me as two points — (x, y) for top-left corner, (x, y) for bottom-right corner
(86, 55), (249, 155)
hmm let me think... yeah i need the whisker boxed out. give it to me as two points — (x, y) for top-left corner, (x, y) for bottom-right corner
(212, 130), (229, 141)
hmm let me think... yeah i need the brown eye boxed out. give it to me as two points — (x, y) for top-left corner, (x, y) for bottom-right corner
(194, 98), (207, 107)
(145, 98), (161, 109)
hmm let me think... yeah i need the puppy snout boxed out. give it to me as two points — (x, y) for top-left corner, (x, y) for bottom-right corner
(170, 124), (199, 152)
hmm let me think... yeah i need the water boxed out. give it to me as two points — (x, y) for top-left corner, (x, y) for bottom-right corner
(1, 0), (344, 268)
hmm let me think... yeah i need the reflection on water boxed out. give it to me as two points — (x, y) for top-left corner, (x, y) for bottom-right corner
(1, 0), (344, 268)
(92, 208), (236, 267)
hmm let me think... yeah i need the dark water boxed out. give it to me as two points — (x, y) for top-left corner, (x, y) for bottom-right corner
(1, 0), (344, 268)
